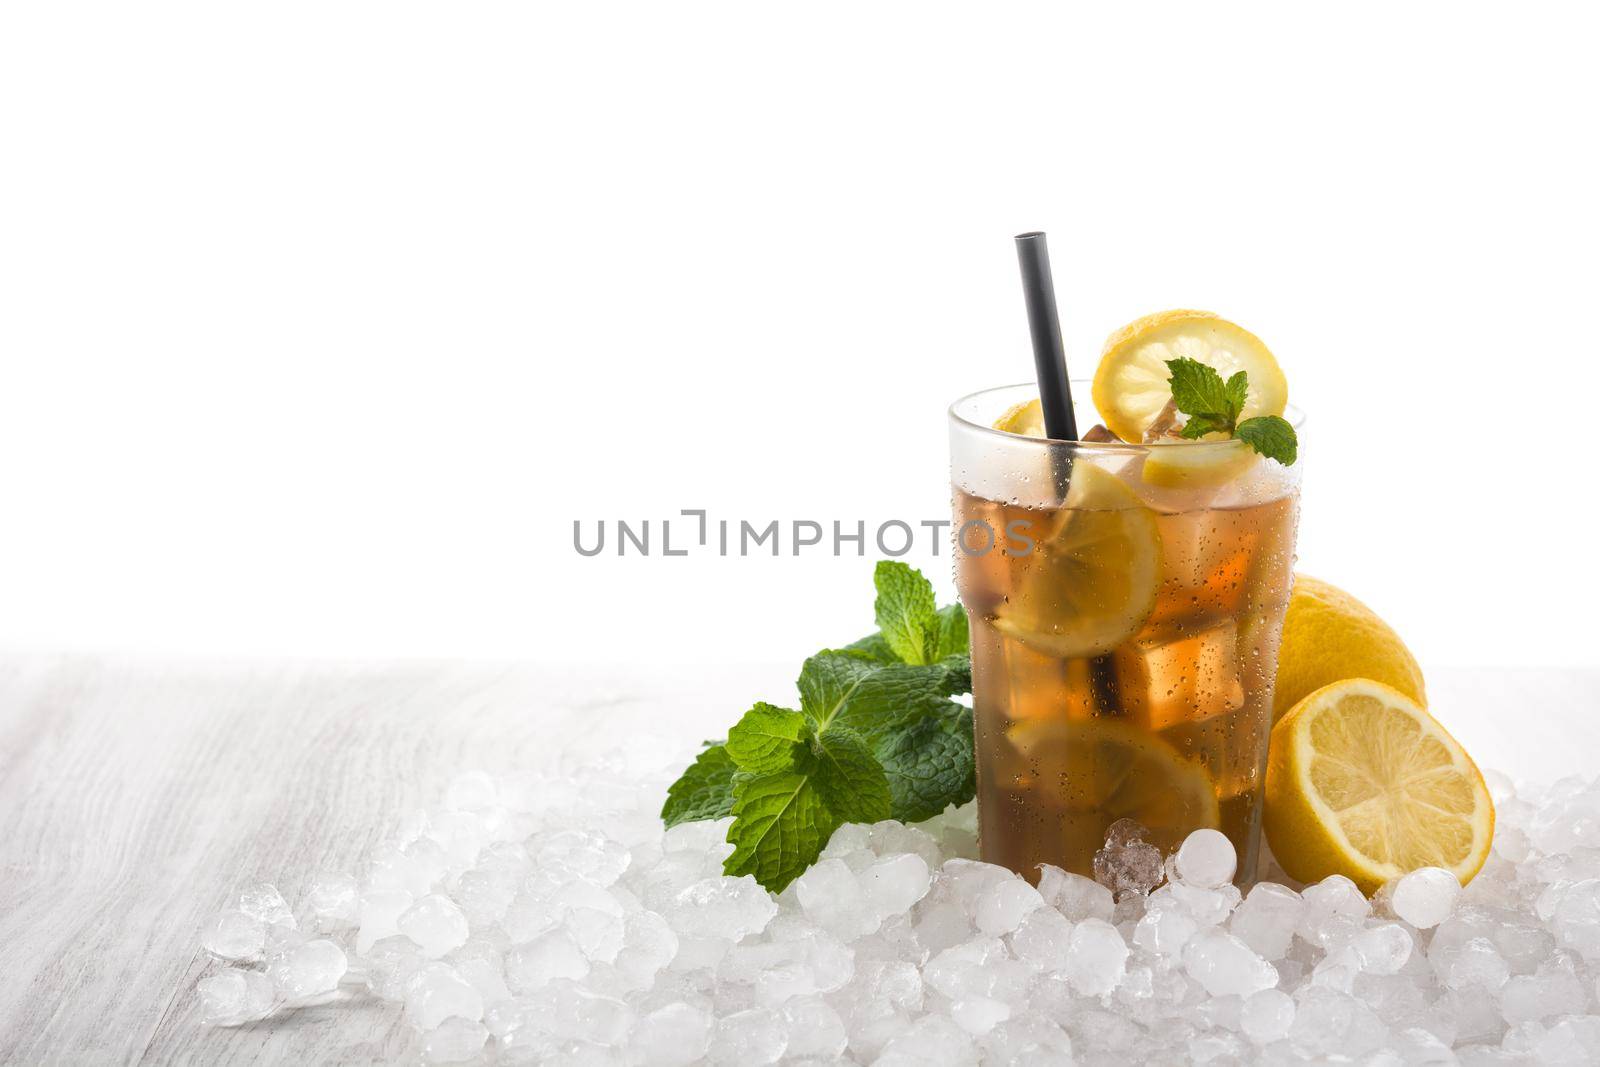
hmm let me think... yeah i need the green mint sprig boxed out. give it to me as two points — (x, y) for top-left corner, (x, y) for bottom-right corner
(660, 561), (975, 892)
(1165, 356), (1298, 465)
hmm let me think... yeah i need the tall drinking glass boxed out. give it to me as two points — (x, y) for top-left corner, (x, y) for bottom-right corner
(949, 383), (1303, 886)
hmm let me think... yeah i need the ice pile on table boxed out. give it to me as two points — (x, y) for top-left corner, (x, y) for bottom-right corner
(195, 744), (1600, 1064)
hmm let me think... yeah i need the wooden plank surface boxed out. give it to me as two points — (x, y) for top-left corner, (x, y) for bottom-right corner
(0, 656), (777, 1066)
(0, 657), (1594, 1064)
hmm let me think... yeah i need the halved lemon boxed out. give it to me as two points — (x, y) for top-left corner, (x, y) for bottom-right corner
(992, 463), (1160, 658)
(1092, 310), (1288, 444)
(1007, 715), (1220, 857)
(1264, 678), (1494, 894)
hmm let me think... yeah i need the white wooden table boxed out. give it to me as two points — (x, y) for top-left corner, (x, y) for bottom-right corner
(1, 657), (1594, 1065)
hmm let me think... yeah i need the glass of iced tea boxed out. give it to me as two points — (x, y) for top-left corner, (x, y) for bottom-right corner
(949, 382), (1302, 887)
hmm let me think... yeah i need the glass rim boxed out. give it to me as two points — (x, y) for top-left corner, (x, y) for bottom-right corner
(948, 381), (1307, 453)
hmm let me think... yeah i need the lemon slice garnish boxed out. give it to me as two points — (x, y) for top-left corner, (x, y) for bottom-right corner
(1092, 310), (1288, 445)
(1006, 715), (1220, 856)
(991, 464), (1160, 659)
(1264, 679), (1494, 894)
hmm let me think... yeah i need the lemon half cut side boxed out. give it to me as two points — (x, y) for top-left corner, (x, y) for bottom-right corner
(1264, 678), (1494, 895)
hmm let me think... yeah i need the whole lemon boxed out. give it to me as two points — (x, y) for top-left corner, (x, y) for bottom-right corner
(1272, 575), (1426, 722)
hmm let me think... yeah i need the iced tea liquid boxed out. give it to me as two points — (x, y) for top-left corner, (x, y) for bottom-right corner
(955, 480), (1298, 884)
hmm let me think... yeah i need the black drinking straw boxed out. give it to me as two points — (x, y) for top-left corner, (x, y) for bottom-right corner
(1014, 231), (1079, 442)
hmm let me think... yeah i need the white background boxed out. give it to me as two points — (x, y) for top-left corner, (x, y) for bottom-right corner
(2, 2), (1597, 671)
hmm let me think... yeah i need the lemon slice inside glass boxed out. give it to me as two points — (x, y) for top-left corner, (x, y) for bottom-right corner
(1264, 678), (1494, 893)
(1092, 310), (1288, 444)
(991, 464), (1160, 659)
(992, 397), (1047, 438)
(1007, 715), (1220, 855)
(1141, 440), (1260, 489)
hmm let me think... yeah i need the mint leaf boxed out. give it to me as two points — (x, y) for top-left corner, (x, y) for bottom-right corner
(1236, 415), (1299, 466)
(795, 650), (973, 823)
(725, 703), (808, 773)
(842, 631), (897, 663)
(1165, 357), (1236, 425)
(661, 743), (737, 826)
(667, 561), (980, 892)
(846, 566), (966, 675)
(844, 602), (968, 696)
(1179, 412), (1234, 440)
(833, 666), (960, 745)
(931, 603), (969, 661)
(724, 770), (834, 891)
(1166, 356), (1298, 464)
(797, 652), (953, 743)
(809, 723), (892, 825)
(721, 718), (890, 891)
(1223, 370), (1249, 422)
(934, 654), (972, 697)
(839, 632), (970, 696)
(796, 651), (879, 730)
(932, 604), (972, 695)
(876, 707), (975, 822)
(873, 560), (939, 664)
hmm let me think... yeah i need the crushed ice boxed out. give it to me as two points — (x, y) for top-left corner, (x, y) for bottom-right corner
(193, 749), (1600, 1064)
